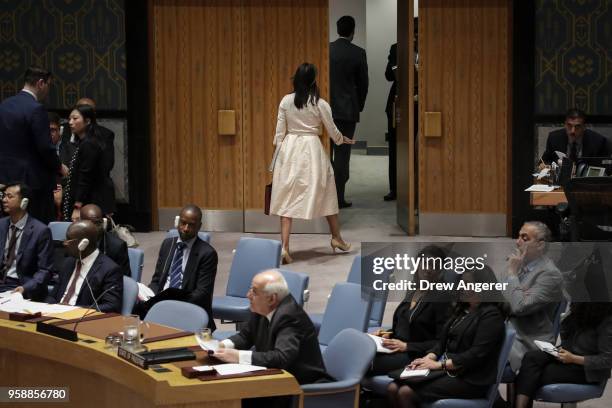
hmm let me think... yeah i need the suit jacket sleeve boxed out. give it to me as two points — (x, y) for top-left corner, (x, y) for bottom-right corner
(505, 268), (562, 316)
(273, 99), (287, 146)
(385, 44), (396, 82)
(229, 316), (257, 350)
(405, 302), (451, 355)
(98, 263), (123, 313)
(584, 317), (612, 372)
(185, 247), (217, 306)
(251, 315), (303, 369)
(445, 309), (505, 371)
(31, 103), (61, 173)
(21, 226), (53, 297)
(113, 235), (131, 277)
(149, 239), (171, 293)
(357, 49), (369, 112)
(542, 132), (558, 164)
(74, 140), (101, 204)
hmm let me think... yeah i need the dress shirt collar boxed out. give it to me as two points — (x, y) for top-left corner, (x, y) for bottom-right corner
(10, 213), (28, 230)
(21, 88), (37, 101)
(80, 248), (100, 269)
(176, 235), (196, 249)
(266, 309), (276, 322)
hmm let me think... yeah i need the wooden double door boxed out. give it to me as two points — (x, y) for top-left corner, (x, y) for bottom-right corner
(149, 0), (329, 231)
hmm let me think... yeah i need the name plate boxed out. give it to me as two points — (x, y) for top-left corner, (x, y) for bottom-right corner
(117, 347), (148, 369)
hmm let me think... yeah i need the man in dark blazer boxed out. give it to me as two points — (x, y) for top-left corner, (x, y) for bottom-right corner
(384, 43), (397, 201)
(46, 220), (122, 312)
(0, 67), (68, 224)
(0, 183), (53, 300)
(215, 270), (328, 385)
(541, 108), (610, 164)
(330, 15), (369, 208)
(146, 205), (217, 330)
(80, 204), (130, 277)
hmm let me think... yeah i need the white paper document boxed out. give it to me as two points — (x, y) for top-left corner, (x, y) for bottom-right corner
(555, 151), (567, 160)
(525, 184), (557, 192)
(400, 368), (430, 379)
(0, 296), (78, 314)
(532, 168), (550, 180)
(212, 363), (267, 376)
(192, 365), (216, 372)
(367, 334), (394, 354)
(534, 340), (559, 357)
(137, 282), (155, 301)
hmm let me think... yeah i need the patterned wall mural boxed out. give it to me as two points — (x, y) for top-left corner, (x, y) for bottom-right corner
(0, 0), (127, 111)
(535, 0), (612, 116)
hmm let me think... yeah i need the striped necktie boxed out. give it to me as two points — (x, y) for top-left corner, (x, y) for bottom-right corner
(169, 242), (186, 289)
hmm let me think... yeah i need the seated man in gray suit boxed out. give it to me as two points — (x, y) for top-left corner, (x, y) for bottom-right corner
(215, 269), (328, 385)
(504, 221), (563, 371)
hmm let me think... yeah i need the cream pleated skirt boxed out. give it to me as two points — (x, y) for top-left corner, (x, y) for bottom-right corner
(270, 133), (339, 219)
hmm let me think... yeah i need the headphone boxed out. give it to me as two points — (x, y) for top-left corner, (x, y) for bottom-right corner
(102, 217), (108, 231)
(174, 215), (180, 229)
(77, 238), (90, 252)
(20, 197), (29, 211)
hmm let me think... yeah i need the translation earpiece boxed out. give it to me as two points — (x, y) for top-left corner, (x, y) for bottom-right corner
(20, 197), (29, 210)
(78, 238), (90, 252)
(102, 217), (108, 231)
(174, 215), (180, 229)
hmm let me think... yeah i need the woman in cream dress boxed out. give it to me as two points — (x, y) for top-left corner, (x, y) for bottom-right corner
(270, 63), (354, 263)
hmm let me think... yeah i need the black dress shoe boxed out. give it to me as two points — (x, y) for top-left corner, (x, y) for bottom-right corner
(384, 192), (396, 201)
(339, 201), (353, 208)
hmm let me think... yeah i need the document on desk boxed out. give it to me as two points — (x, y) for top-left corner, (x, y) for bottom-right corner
(212, 363), (267, 376)
(525, 184), (558, 192)
(137, 282), (155, 301)
(367, 334), (394, 354)
(0, 295), (77, 314)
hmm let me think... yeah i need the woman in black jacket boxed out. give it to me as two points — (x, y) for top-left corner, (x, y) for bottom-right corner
(62, 104), (115, 220)
(369, 245), (454, 375)
(515, 302), (612, 408)
(387, 267), (507, 408)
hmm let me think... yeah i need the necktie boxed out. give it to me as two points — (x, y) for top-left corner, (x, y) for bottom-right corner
(168, 242), (186, 289)
(1, 225), (18, 282)
(569, 142), (577, 162)
(60, 261), (83, 305)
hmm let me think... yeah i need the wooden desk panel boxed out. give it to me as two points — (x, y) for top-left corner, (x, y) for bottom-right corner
(530, 190), (567, 206)
(0, 319), (301, 408)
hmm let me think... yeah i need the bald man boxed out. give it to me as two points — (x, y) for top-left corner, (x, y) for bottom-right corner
(215, 270), (328, 385)
(80, 204), (130, 276)
(46, 220), (123, 312)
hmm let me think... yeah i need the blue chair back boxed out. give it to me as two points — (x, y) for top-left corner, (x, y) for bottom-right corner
(128, 248), (144, 282)
(226, 237), (281, 297)
(346, 255), (389, 327)
(166, 229), (211, 243)
(487, 326), (517, 405)
(279, 269), (309, 306)
(145, 300), (209, 332)
(49, 221), (71, 241)
(122, 276), (138, 315)
(552, 300), (567, 337)
(324, 328), (376, 384)
(318, 282), (373, 347)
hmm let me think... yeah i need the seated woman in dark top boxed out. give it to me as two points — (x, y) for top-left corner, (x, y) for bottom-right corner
(387, 267), (507, 408)
(515, 302), (612, 408)
(369, 245), (454, 376)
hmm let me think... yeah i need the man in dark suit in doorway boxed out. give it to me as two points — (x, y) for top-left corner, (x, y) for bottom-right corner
(330, 15), (369, 208)
(0, 67), (68, 223)
(384, 43), (398, 201)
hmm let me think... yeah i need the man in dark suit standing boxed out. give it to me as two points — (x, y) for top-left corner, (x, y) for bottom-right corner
(146, 205), (217, 330)
(0, 67), (68, 224)
(384, 43), (398, 201)
(80, 204), (130, 277)
(0, 183), (53, 300)
(541, 108), (610, 164)
(330, 16), (369, 208)
(46, 220), (123, 313)
(215, 269), (328, 385)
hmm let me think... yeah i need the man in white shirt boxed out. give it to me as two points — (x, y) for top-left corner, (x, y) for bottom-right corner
(46, 220), (122, 312)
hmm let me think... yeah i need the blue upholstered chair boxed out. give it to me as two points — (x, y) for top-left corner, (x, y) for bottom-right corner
(318, 282), (373, 352)
(127, 248), (144, 282)
(121, 275), (138, 315)
(144, 300), (209, 333)
(48, 221), (71, 241)
(212, 237), (281, 322)
(535, 380), (607, 408)
(300, 328), (376, 408)
(278, 269), (309, 306)
(311, 256), (389, 332)
(165, 228), (211, 243)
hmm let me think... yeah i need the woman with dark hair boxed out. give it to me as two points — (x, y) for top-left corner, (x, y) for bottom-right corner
(387, 267), (507, 408)
(62, 104), (115, 220)
(514, 302), (612, 408)
(269, 63), (354, 263)
(369, 245), (454, 375)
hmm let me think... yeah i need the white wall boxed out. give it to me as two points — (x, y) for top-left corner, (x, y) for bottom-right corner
(329, 0), (397, 147)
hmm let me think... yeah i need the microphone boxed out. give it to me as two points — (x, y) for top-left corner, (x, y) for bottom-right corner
(73, 284), (117, 332)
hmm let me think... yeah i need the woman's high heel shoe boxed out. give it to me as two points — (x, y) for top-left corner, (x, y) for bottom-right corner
(281, 248), (293, 264)
(330, 238), (351, 253)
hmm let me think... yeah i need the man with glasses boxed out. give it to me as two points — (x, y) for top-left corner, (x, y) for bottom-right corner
(504, 221), (563, 372)
(541, 108), (610, 164)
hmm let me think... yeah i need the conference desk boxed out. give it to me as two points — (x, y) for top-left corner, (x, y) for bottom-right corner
(0, 310), (302, 408)
(530, 188), (567, 206)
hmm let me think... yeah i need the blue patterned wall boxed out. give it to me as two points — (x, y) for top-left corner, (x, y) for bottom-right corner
(0, 0), (126, 111)
(535, 0), (612, 116)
